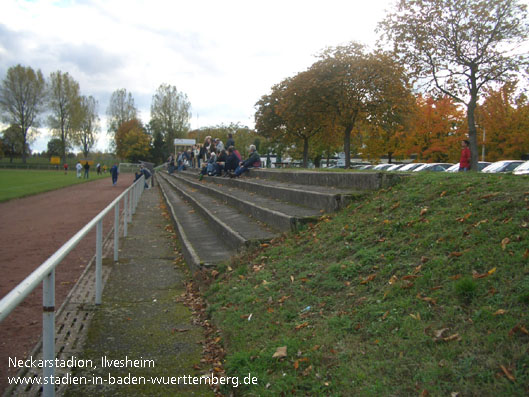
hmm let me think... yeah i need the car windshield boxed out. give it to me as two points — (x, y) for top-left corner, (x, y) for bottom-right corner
(504, 161), (524, 171)
(514, 161), (529, 171)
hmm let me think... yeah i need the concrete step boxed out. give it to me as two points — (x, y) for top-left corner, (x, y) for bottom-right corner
(245, 168), (404, 190)
(167, 171), (321, 232)
(180, 170), (364, 212)
(158, 176), (236, 269)
(158, 172), (275, 249)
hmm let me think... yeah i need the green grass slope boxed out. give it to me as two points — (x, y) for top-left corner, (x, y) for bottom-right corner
(205, 173), (529, 396)
(0, 169), (109, 202)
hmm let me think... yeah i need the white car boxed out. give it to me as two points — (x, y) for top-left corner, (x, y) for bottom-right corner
(398, 163), (425, 171)
(481, 160), (525, 173)
(386, 164), (407, 171)
(413, 163), (453, 172)
(372, 164), (394, 171)
(445, 162), (491, 172)
(513, 160), (529, 175)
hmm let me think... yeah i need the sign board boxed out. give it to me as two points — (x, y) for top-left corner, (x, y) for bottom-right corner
(50, 156), (61, 165)
(174, 139), (196, 146)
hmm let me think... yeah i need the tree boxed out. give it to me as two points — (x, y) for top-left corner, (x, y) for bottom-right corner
(115, 118), (150, 162)
(47, 138), (63, 159)
(1, 124), (30, 162)
(150, 84), (191, 153)
(0, 64), (46, 163)
(74, 95), (99, 157)
(396, 94), (466, 162)
(477, 81), (529, 160)
(106, 88), (138, 139)
(380, 0), (529, 170)
(310, 43), (410, 168)
(48, 71), (82, 163)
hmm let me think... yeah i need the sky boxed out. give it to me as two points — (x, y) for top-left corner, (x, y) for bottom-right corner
(0, 0), (391, 152)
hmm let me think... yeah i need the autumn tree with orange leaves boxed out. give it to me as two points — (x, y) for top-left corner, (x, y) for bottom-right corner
(477, 82), (529, 161)
(396, 95), (466, 163)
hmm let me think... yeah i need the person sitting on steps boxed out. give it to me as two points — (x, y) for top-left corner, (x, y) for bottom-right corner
(231, 144), (261, 178)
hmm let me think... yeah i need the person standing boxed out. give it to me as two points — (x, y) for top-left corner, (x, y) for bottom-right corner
(226, 133), (235, 149)
(96, 163), (101, 175)
(76, 161), (82, 178)
(63, 163), (68, 174)
(459, 140), (471, 172)
(110, 163), (119, 186)
(83, 162), (90, 179)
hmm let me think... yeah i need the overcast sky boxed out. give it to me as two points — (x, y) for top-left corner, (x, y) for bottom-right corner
(1, 0), (391, 152)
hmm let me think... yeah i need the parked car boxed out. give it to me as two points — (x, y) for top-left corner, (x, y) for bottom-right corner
(481, 160), (525, 173)
(413, 163), (453, 172)
(513, 160), (529, 175)
(445, 162), (491, 172)
(398, 163), (425, 172)
(372, 164), (394, 171)
(386, 164), (407, 171)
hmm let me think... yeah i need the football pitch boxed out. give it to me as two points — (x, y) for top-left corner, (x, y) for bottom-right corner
(0, 169), (109, 202)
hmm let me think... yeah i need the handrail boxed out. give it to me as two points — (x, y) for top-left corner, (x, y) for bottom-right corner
(0, 174), (145, 397)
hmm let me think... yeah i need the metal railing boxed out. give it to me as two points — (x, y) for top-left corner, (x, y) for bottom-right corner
(0, 175), (145, 397)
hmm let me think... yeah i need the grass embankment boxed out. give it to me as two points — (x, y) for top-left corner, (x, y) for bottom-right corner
(0, 169), (109, 202)
(205, 173), (529, 396)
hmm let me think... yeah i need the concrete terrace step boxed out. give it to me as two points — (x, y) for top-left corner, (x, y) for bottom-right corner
(246, 168), (404, 190)
(167, 171), (322, 231)
(158, 172), (275, 249)
(158, 176), (236, 268)
(180, 170), (364, 212)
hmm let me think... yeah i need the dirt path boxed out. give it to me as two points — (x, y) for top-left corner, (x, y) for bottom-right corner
(0, 176), (131, 393)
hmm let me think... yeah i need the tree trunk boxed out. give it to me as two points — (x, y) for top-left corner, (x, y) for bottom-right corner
(388, 152), (393, 164)
(344, 125), (352, 169)
(302, 136), (309, 168)
(467, 66), (479, 171)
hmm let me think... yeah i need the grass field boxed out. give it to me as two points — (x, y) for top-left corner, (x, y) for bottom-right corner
(205, 172), (529, 396)
(0, 169), (110, 202)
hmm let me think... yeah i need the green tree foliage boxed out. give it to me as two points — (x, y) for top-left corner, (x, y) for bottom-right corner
(46, 138), (64, 159)
(0, 64), (46, 163)
(1, 124), (30, 162)
(311, 43), (411, 168)
(380, 0), (529, 170)
(115, 118), (151, 162)
(47, 70), (82, 163)
(150, 84), (191, 153)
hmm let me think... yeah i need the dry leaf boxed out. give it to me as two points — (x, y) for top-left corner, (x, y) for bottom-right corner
(290, 275), (294, 283)
(382, 311), (389, 320)
(272, 346), (287, 358)
(360, 274), (377, 284)
(493, 309), (507, 316)
(417, 293), (437, 305)
(450, 274), (462, 280)
(440, 191), (447, 197)
(295, 322), (309, 330)
(488, 267), (497, 275)
(409, 313), (421, 320)
(501, 237), (510, 250)
(420, 207), (428, 216)
(449, 251), (463, 257)
(500, 365), (516, 382)
(388, 275), (399, 285)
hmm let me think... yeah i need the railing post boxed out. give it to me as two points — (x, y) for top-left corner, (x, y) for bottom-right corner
(95, 219), (103, 305)
(128, 189), (133, 222)
(123, 193), (128, 237)
(42, 270), (55, 397)
(114, 202), (119, 262)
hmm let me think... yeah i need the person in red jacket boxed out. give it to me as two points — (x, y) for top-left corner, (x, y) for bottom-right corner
(459, 140), (471, 171)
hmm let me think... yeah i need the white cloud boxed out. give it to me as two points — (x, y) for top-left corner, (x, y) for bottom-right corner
(1, 0), (390, 152)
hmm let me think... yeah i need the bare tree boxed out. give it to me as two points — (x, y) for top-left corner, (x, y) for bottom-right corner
(106, 88), (138, 137)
